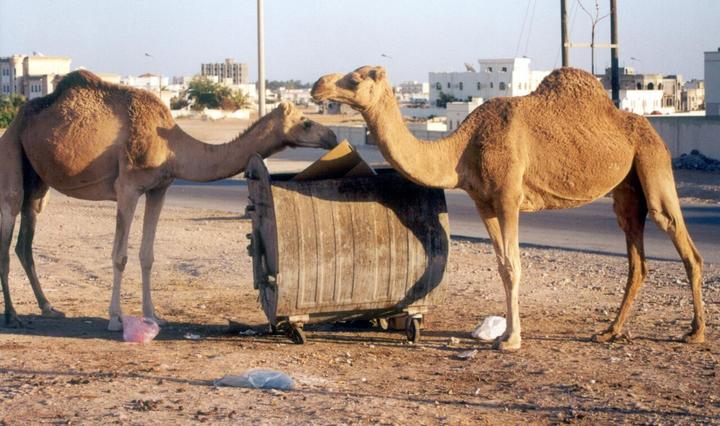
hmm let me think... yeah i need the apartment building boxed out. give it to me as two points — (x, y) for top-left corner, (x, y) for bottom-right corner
(706, 48), (720, 116)
(0, 54), (71, 99)
(200, 58), (249, 85)
(429, 58), (550, 106)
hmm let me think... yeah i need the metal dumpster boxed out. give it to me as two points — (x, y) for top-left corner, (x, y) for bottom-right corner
(244, 154), (449, 344)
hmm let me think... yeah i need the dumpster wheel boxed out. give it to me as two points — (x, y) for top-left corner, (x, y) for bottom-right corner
(286, 323), (307, 345)
(405, 317), (421, 343)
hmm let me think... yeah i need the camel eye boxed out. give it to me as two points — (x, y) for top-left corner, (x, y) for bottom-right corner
(303, 120), (312, 129)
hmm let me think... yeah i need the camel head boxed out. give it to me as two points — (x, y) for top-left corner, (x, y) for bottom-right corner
(275, 101), (337, 149)
(311, 66), (390, 111)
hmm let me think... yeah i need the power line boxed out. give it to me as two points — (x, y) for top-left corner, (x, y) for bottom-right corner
(515, 0), (532, 58)
(523, 0), (538, 56)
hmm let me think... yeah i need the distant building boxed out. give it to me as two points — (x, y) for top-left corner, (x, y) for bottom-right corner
(446, 97), (483, 131)
(396, 81), (430, 104)
(682, 79), (705, 112)
(0, 54), (71, 99)
(614, 89), (667, 115)
(200, 58), (249, 85)
(429, 58), (549, 107)
(599, 67), (682, 112)
(705, 48), (720, 116)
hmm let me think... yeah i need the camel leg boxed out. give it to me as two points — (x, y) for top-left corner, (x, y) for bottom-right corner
(15, 175), (64, 318)
(479, 196), (523, 351)
(1, 211), (20, 327)
(475, 207), (511, 340)
(139, 186), (168, 325)
(594, 173), (648, 342)
(1, 133), (23, 327)
(637, 176), (704, 343)
(107, 186), (141, 331)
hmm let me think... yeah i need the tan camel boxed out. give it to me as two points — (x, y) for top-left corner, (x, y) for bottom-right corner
(312, 65), (705, 350)
(0, 70), (337, 330)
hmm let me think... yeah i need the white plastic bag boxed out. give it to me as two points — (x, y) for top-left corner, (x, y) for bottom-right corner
(122, 316), (160, 344)
(471, 316), (506, 341)
(214, 369), (294, 390)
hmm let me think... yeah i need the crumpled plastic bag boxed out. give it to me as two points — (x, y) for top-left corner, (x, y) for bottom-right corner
(214, 369), (294, 390)
(122, 316), (160, 344)
(471, 316), (506, 341)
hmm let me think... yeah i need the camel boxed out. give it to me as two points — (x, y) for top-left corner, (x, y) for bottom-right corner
(0, 70), (337, 330)
(311, 65), (705, 350)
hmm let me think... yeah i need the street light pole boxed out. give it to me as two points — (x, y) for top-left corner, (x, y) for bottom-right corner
(257, 0), (266, 117)
(610, 0), (620, 108)
(561, 0), (569, 67)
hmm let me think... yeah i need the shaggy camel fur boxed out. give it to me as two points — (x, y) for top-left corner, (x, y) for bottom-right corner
(312, 66), (705, 350)
(0, 70), (337, 330)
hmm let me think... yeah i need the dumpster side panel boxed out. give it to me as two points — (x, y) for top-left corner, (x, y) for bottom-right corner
(266, 173), (449, 319)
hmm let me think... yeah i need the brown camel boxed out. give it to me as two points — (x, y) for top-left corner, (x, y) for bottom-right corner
(0, 70), (337, 330)
(311, 65), (705, 350)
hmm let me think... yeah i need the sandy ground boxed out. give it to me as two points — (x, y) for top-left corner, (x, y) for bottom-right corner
(1, 119), (719, 424)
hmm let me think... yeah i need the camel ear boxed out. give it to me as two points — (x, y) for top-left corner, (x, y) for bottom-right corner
(278, 101), (295, 116)
(369, 67), (386, 81)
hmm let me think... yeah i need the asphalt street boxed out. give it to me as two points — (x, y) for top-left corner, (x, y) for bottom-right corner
(166, 178), (720, 265)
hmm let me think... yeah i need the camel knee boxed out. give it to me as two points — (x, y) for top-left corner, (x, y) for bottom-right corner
(648, 208), (675, 233)
(139, 252), (154, 271)
(114, 255), (128, 272)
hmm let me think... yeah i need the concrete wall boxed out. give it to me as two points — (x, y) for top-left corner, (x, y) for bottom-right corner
(329, 125), (368, 146)
(331, 116), (720, 161)
(647, 116), (720, 159)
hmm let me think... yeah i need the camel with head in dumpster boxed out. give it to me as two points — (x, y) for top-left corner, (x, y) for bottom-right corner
(312, 65), (704, 350)
(0, 70), (337, 330)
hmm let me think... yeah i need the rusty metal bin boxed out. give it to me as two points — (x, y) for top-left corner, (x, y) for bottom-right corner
(244, 154), (449, 344)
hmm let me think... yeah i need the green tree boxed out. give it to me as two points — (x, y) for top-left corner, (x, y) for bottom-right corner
(186, 76), (251, 111)
(0, 94), (27, 128)
(435, 91), (457, 108)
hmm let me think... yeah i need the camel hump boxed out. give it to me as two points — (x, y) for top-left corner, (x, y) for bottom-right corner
(533, 67), (608, 100)
(54, 70), (104, 93)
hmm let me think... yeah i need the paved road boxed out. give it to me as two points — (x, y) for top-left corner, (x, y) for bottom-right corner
(166, 179), (720, 264)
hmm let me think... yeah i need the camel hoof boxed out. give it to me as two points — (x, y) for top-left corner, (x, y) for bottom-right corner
(41, 306), (66, 319)
(492, 336), (521, 351)
(147, 315), (167, 326)
(108, 316), (123, 331)
(683, 330), (705, 344)
(592, 330), (620, 343)
(4, 313), (23, 328)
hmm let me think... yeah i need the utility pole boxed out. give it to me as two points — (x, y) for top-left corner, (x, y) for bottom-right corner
(257, 0), (266, 117)
(561, 0), (569, 67)
(610, 0), (620, 107)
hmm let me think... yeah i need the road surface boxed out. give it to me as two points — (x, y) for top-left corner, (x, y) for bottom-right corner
(166, 178), (720, 264)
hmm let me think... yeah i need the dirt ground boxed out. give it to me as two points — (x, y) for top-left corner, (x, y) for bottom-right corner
(1, 121), (719, 424)
(0, 193), (717, 424)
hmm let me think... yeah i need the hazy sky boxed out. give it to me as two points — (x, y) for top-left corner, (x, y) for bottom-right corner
(1, 0), (718, 84)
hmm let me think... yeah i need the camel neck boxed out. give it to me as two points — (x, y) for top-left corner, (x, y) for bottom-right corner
(170, 114), (281, 182)
(362, 90), (464, 189)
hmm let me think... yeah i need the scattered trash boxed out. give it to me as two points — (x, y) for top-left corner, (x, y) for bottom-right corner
(122, 316), (160, 344)
(238, 329), (257, 336)
(672, 150), (720, 172)
(448, 337), (461, 346)
(214, 369), (294, 390)
(471, 316), (507, 341)
(183, 333), (201, 340)
(455, 349), (478, 360)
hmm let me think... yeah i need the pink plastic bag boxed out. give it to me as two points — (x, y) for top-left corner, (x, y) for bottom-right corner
(122, 316), (160, 344)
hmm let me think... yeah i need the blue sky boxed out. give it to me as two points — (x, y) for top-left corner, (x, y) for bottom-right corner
(1, 0), (718, 83)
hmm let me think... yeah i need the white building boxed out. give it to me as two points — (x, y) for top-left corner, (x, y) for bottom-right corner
(429, 58), (550, 106)
(0, 54), (71, 99)
(446, 97), (483, 131)
(396, 81), (430, 104)
(705, 48), (720, 117)
(615, 89), (668, 115)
